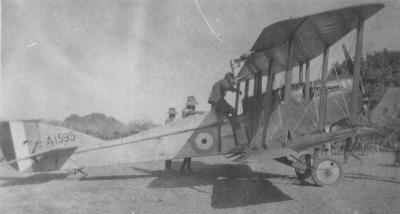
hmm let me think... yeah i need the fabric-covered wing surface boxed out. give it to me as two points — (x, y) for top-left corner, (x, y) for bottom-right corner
(237, 3), (384, 81)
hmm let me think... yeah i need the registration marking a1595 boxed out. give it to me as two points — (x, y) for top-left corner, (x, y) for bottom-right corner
(47, 131), (76, 145)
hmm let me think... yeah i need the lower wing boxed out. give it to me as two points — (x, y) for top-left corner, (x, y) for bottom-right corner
(232, 126), (376, 163)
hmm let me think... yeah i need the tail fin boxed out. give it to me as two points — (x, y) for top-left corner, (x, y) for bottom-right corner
(0, 121), (103, 172)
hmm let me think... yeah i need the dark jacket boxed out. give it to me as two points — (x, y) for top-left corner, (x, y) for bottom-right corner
(208, 79), (236, 104)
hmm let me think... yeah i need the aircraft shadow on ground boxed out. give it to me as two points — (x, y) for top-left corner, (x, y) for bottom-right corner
(210, 173), (293, 208)
(135, 161), (294, 209)
(1, 161), (296, 208)
(0, 172), (70, 187)
(82, 161), (294, 208)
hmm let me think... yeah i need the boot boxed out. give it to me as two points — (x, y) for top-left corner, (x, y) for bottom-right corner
(186, 158), (194, 174)
(165, 160), (173, 172)
(180, 158), (188, 174)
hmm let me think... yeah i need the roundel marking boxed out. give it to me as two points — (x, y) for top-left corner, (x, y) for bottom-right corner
(191, 130), (217, 154)
(195, 133), (213, 150)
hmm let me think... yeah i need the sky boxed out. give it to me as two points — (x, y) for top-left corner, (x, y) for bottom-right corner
(1, 0), (400, 124)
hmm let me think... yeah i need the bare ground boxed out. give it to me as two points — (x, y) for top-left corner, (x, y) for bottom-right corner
(1, 152), (399, 214)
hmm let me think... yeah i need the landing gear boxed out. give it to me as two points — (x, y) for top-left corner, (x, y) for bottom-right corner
(276, 153), (343, 186)
(311, 158), (342, 186)
(294, 154), (312, 182)
(293, 154), (342, 186)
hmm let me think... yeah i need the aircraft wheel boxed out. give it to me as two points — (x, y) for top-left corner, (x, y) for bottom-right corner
(311, 158), (342, 186)
(295, 154), (312, 181)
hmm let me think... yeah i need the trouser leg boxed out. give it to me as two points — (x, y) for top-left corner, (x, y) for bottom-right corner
(228, 114), (240, 130)
(214, 99), (240, 129)
(180, 159), (186, 170)
(180, 158), (189, 171)
(165, 160), (172, 170)
(180, 158), (193, 174)
(186, 158), (193, 172)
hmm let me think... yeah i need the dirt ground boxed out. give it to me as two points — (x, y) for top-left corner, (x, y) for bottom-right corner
(1, 152), (399, 214)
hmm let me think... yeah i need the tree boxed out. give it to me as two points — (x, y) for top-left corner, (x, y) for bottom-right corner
(126, 119), (158, 135)
(330, 49), (400, 149)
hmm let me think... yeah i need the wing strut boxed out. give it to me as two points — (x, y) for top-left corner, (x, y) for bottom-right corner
(284, 38), (295, 101)
(304, 60), (311, 100)
(261, 59), (275, 148)
(318, 45), (330, 130)
(350, 18), (365, 122)
(298, 63), (304, 84)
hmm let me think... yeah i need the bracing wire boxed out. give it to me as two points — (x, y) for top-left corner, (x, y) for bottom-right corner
(293, 63), (342, 132)
(333, 67), (352, 120)
(311, 81), (320, 122)
(332, 96), (348, 118)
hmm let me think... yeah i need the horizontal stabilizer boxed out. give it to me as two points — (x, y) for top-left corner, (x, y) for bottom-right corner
(0, 146), (78, 167)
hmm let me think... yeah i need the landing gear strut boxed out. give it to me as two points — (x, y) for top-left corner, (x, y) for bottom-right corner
(294, 154), (312, 182)
(275, 154), (343, 186)
(293, 154), (342, 186)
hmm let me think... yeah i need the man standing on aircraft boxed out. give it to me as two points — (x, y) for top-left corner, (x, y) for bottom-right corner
(180, 96), (203, 174)
(208, 72), (241, 129)
(164, 107), (176, 172)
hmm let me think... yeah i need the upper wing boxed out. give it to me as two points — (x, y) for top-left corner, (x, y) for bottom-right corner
(236, 3), (384, 81)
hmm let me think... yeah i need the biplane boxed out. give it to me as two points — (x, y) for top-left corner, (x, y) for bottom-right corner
(0, 3), (384, 186)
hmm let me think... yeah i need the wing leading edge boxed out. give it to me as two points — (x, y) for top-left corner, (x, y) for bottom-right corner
(237, 3), (384, 81)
